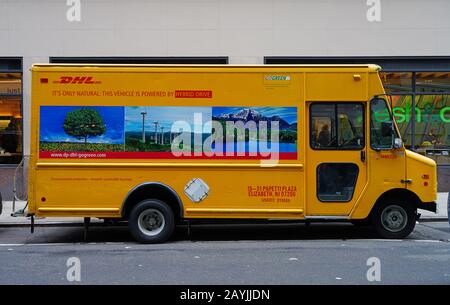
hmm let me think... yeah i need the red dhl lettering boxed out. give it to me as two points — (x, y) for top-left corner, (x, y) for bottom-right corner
(380, 153), (396, 159)
(53, 76), (101, 84)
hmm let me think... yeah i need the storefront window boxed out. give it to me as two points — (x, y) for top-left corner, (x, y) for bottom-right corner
(416, 72), (450, 93)
(0, 73), (23, 164)
(414, 94), (450, 164)
(380, 72), (413, 93)
(390, 95), (413, 148)
(380, 71), (450, 164)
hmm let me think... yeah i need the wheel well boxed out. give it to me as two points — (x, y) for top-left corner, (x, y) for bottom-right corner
(371, 188), (420, 216)
(121, 183), (183, 222)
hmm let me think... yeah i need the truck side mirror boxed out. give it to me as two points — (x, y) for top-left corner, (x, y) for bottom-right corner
(393, 137), (403, 149)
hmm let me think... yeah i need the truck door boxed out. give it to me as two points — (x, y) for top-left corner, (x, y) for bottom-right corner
(367, 97), (406, 197)
(306, 102), (368, 216)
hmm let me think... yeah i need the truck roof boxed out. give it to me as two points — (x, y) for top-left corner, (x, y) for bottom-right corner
(31, 63), (381, 72)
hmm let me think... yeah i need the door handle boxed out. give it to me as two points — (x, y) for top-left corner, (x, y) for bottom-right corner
(360, 150), (366, 162)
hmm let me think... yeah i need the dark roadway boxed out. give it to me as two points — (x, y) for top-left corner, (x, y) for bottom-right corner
(0, 221), (449, 284)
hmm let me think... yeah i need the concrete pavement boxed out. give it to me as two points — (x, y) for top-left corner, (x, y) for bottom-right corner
(0, 200), (101, 226)
(1, 215), (449, 285)
(1, 229), (449, 284)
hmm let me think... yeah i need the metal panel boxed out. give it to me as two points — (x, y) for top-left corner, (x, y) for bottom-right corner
(265, 56), (450, 72)
(50, 56), (229, 65)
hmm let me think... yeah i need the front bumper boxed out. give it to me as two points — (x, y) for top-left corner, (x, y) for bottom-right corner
(418, 201), (437, 213)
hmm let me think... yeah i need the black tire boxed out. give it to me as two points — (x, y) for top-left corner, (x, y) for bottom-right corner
(0, 192), (2, 215)
(128, 199), (175, 244)
(370, 199), (416, 239)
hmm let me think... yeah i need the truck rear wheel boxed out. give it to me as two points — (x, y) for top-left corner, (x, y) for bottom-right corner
(370, 199), (416, 239)
(128, 199), (175, 243)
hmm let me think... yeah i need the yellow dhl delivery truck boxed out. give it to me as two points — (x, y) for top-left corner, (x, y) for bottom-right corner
(27, 63), (437, 243)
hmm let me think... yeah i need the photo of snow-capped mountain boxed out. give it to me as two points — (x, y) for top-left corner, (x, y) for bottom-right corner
(213, 107), (297, 131)
(211, 106), (298, 154)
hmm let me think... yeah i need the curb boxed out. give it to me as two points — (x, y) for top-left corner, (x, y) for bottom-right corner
(0, 220), (110, 228)
(418, 218), (449, 222)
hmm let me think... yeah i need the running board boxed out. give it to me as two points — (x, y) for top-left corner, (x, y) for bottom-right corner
(305, 216), (349, 220)
(37, 207), (120, 217)
(186, 208), (303, 213)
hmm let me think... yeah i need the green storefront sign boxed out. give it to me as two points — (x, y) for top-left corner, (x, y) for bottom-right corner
(375, 106), (450, 123)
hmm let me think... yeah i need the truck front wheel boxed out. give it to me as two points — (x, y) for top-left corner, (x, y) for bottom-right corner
(128, 199), (175, 243)
(371, 200), (416, 239)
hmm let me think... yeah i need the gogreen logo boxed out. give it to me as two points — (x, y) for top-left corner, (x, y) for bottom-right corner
(264, 75), (291, 81)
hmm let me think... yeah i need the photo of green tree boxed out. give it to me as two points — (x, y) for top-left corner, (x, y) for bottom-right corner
(63, 108), (106, 144)
(40, 106), (125, 152)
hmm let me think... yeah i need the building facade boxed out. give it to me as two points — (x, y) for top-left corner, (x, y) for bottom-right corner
(1, 0), (450, 201)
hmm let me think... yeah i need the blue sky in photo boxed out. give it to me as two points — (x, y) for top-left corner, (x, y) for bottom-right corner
(212, 107), (297, 124)
(40, 106), (125, 144)
(125, 106), (212, 133)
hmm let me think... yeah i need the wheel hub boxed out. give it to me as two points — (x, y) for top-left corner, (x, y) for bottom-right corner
(381, 205), (408, 233)
(138, 209), (165, 236)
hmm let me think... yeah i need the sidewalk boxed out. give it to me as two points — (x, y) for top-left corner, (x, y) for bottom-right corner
(0, 201), (102, 226)
(418, 192), (449, 221)
(1, 194), (448, 226)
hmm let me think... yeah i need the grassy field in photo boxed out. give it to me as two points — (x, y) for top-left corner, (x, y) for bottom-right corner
(125, 132), (207, 153)
(40, 142), (125, 152)
(214, 120), (298, 143)
(125, 132), (172, 152)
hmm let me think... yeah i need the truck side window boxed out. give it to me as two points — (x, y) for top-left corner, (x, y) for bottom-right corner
(370, 98), (395, 150)
(311, 104), (335, 148)
(310, 103), (364, 150)
(317, 163), (359, 202)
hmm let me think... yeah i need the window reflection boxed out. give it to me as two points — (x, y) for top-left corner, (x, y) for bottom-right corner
(391, 95), (413, 148)
(380, 72), (450, 164)
(317, 163), (359, 202)
(310, 103), (364, 150)
(0, 73), (23, 164)
(414, 94), (450, 164)
(380, 72), (413, 93)
(416, 72), (450, 93)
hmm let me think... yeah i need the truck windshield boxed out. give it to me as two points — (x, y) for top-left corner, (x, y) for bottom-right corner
(370, 98), (397, 150)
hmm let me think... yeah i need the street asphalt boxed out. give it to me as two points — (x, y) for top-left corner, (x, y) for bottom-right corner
(0, 221), (449, 285)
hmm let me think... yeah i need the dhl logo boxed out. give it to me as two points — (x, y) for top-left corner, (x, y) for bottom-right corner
(380, 153), (396, 159)
(53, 76), (101, 84)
